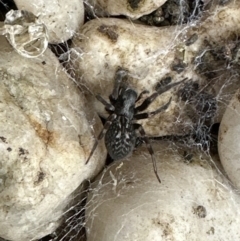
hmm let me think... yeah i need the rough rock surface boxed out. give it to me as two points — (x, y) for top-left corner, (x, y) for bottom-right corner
(218, 88), (240, 190)
(0, 36), (106, 241)
(15, 0), (85, 43)
(72, 1), (240, 136)
(86, 0), (167, 19)
(86, 142), (240, 241)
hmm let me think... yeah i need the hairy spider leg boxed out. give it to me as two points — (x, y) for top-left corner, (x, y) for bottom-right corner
(85, 114), (117, 164)
(136, 90), (149, 102)
(96, 94), (115, 112)
(134, 123), (161, 183)
(111, 68), (128, 100)
(135, 78), (187, 113)
(134, 97), (172, 120)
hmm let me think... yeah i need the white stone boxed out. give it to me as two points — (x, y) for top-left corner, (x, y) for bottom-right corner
(218, 88), (240, 189)
(72, 17), (191, 137)
(71, 1), (240, 136)
(14, 0), (84, 44)
(85, 142), (240, 241)
(86, 0), (167, 19)
(0, 36), (106, 241)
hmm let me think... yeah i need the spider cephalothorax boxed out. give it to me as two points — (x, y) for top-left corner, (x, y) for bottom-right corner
(86, 68), (185, 183)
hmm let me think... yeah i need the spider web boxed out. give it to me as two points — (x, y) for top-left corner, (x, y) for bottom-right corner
(0, 0), (240, 240)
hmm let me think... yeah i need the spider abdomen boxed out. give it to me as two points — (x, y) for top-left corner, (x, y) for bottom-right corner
(105, 117), (136, 160)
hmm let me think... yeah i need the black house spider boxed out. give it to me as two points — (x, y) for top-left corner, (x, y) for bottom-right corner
(86, 68), (185, 183)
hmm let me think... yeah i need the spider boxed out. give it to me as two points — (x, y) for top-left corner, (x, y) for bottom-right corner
(86, 68), (186, 183)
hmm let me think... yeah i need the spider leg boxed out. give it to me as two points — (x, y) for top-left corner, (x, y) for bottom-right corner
(110, 68), (128, 100)
(136, 90), (149, 102)
(135, 78), (187, 113)
(155, 77), (188, 95)
(85, 114), (117, 164)
(134, 97), (172, 120)
(134, 123), (161, 183)
(96, 94), (115, 112)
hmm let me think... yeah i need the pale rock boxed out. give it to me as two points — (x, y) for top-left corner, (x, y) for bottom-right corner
(71, 1), (240, 136)
(0, 36), (106, 241)
(14, 0), (84, 44)
(85, 142), (240, 241)
(71, 17), (191, 137)
(218, 88), (240, 189)
(85, 0), (167, 19)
